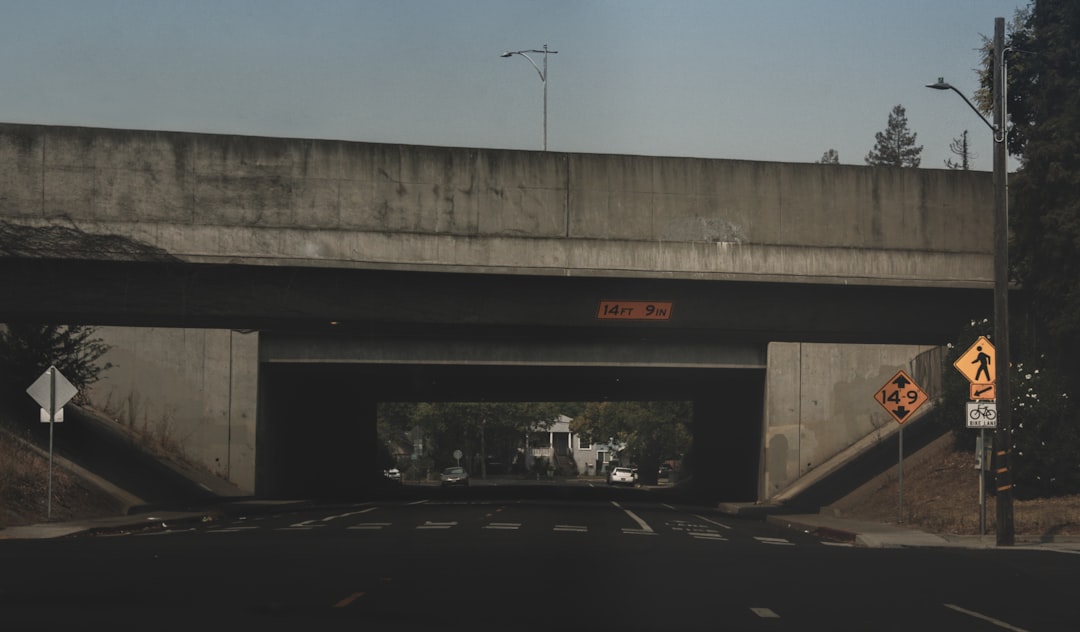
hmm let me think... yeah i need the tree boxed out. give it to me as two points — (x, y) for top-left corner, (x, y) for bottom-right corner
(0, 324), (113, 418)
(944, 130), (973, 169)
(978, 1), (1080, 379)
(818, 148), (839, 164)
(376, 401), (565, 478)
(864, 104), (923, 167)
(571, 400), (691, 485)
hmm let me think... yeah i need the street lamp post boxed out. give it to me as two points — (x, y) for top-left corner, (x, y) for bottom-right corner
(500, 44), (558, 150)
(927, 16), (1014, 546)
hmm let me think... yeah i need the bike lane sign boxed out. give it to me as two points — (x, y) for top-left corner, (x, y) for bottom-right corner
(966, 401), (997, 428)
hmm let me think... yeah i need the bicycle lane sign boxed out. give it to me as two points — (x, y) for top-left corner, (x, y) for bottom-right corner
(966, 401), (997, 428)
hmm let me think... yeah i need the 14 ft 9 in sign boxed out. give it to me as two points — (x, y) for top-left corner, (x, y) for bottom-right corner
(874, 370), (929, 424)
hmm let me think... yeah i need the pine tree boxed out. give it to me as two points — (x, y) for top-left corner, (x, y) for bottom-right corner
(944, 130), (972, 169)
(818, 148), (839, 164)
(864, 104), (923, 167)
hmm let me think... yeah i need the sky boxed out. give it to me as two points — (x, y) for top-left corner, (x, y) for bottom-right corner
(0, 0), (1025, 172)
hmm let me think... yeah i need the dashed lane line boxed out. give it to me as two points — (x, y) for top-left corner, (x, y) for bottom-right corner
(751, 607), (780, 619)
(754, 536), (795, 546)
(943, 604), (1029, 632)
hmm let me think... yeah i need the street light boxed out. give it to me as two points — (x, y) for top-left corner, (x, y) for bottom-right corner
(927, 17), (1014, 546)
(500, 44), (558, 150)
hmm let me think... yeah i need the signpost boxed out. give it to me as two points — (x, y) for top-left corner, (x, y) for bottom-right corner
(26, 365), (78, 520)
(873, 370), (929, 524)
(954, 336), (997, 536)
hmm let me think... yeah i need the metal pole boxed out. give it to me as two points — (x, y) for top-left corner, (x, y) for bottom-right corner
(897, 425), (904, 524)
(47, 366), (55, 520)
(980, 428), (987, 536)
(990, 16), (1015, 547)
(542, 44), (548, 151)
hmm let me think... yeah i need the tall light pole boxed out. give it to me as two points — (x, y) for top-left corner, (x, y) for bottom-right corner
(927, 16), (1014, 545)
(500, 44), (558, 150)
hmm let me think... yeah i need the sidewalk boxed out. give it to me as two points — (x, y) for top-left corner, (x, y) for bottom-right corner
(0, 499), (311, 541)
(749, 506), (1080, 551)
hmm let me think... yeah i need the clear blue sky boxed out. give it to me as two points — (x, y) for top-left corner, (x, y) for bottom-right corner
(0, 0), (1023, 171)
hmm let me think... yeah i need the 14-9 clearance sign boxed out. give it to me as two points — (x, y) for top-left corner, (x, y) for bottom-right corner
(874, 370), (929, 424)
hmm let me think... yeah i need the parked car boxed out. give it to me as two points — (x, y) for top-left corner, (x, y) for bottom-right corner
(607, 466), (636, 486)
(383, 468), (402, 482)
(440, 466), (469, 487)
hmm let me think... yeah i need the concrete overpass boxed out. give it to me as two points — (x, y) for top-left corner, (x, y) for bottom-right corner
(0, 123), (993, 501)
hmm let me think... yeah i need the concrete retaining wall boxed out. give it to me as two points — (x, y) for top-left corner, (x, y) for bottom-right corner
(762, 342), (944, 499)
(85, 327), (259, 492)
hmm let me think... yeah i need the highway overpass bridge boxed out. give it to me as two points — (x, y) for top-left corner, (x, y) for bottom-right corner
(0, 123), (993, 501)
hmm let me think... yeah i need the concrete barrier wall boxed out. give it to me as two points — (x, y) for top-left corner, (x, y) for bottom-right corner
(0, 123), (993, 287)
(762, 342), (944, 499)
(81, 324), (943, 498)
(85, 327), (259, 492)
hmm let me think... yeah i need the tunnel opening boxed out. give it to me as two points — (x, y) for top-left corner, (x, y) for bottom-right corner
(256, 363), (765, 504)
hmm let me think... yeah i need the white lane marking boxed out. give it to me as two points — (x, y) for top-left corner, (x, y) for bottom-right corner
(621, 528), (658, 536)
(668, 519), (725, 540)
(943, 604), (1030, 631)
(554, 525), (588, 533)
(483, 522), (521, 530)
(754, 536), (795, 546)
(821, 540), (853, 547)
(407, 499), (429, 506)
(751, 607), (780, 618)
(611, 501), (654, 533)
(282, 519), (325, 530)
(417, 521), (457, 530)
(691, 533), (727, 541)
(691, 514), (734, 530)
(324, 507), (376, 522)
(211, 526), (261, 533)
(347, 522), (391, 530)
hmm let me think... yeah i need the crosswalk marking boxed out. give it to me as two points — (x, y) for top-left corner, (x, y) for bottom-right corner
(417, 521), (457, 530)
(751, 607), (780, 618)
(691, 533), (727, 541)
(483, 522), (521, 530)
(754, 536), (795, 546)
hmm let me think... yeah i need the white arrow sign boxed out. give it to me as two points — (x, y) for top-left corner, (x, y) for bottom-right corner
(26, 365), (78, 415)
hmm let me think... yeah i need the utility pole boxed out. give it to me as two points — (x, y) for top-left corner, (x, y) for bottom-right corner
(991, 16), (1014, 546)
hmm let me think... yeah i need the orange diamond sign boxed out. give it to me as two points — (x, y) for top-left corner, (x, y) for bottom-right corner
(874, 370), (929, 425)
(954, 336), (996, 386)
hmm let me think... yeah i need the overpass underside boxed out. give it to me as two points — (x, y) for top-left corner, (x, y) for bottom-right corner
(2, 259), (991, 502)
(256, 347), (767, 502)
(0, 259), (990, 345)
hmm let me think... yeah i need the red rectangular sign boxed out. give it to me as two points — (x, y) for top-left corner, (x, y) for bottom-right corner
(596, 301), (673, 321)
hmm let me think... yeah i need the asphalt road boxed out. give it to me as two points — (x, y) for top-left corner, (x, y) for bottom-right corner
(2, 488), (1078, 631)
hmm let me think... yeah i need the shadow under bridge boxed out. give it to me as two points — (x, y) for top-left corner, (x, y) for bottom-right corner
(255, 336), (766, 502)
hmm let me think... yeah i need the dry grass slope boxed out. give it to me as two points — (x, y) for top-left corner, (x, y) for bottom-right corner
(829, 442), (1080, 537)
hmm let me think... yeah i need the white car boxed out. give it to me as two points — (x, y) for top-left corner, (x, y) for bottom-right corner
(607, 466), (636, 486)
(383, 468), (402, 482)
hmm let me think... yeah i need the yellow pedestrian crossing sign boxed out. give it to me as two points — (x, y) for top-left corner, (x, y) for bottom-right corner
(954, 336), (996, 386)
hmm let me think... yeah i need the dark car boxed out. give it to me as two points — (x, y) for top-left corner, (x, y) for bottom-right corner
(440, 466), (469, 486)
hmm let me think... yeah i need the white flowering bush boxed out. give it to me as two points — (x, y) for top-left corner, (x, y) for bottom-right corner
(941, 318), (1080, 497)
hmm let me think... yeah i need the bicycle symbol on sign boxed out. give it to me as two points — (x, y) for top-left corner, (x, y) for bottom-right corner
(968, 403), (997, 422)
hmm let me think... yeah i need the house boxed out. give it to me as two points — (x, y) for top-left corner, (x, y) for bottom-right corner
(525, 414), (624, 477)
